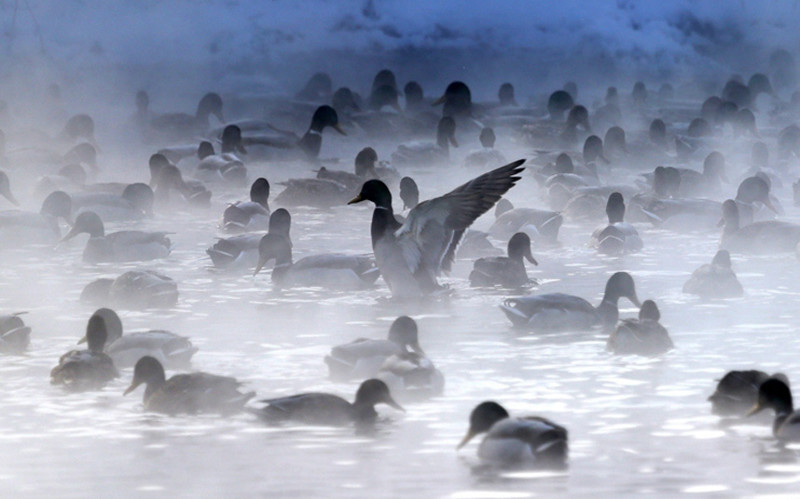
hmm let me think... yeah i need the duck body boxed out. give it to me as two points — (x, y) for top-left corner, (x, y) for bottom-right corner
(607, 300), (673, 356)
(51, 315), (118, 391)
(469, 232), (537, 288)
(125, 356), (252, 415)
(255, 378), (403, 426)
(708, 370), (775, 416)
(683, 250), (743, 298)
(720, 199), (800, 254)
(459, 401), (568, 469)
(81, 270), (178, 309)
(501, 272), (640, 331)
(0, 314), (31, 353)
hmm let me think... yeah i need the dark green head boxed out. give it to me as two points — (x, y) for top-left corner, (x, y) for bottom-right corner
(355, 147), (378, 177)
(124, 356), (166, 396)
(85, 314), (109, 353)
(638, 300), (660, 321)
(387, 316), (423, 354)
(354, 379), (403, 412)
(198, 92), (224, 122)
(250, 178), (270, 207)
(458, 401), (510, 449)
(604, 272), (640, 307)
(349, 179), (392, 209)
(508, 232), (537, 264)
(479, 127), (496, 149)
(747, 378), (794, 417)
(606, 192), (626, 224)
(547, 90), (574, 120)
(62, 211), (104, 240)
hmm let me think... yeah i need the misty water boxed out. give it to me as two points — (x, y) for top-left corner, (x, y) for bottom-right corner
(2, 1), (800, 497)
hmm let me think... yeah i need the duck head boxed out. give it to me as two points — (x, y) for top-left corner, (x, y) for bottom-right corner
(554, 153), (574, 174)
(310, 105), (346, 135)
(40, 190), (73, 225)
(123, 183), (155, 217)
(332, 87), (361, 114)
(649, 119), (666, 147)
(399, 177), (419, 210)
(371, 69), (398, 95)
(387, 316), (424, 354)
(498, 83), (517, 106)
(80, 308), (123, 345)
(349, 179), (392, 209)
(458, 401), (510, 449)
(604, 126), (627, 155)
(197, 92), (224, 123)
(85, 314), (109, 353)
(508, 233), (537, 264)
(436, 117), (458, 149)
(567, 105), (590, 131)
(370, 84), (401, 112)
(0, 171), (19, 206)
(124, 356), (166, 396)
(354, 147), (379, 178)
(60, 114), (96, 145)
(296, 72), (332, 101)
(653, 166), (681, 198)
(711, 250), (732, 268)
(604, 272), (641, 307)
(638, 300), (660, 321)
(547, 90), (574, 120)
(404, 81), (424, 111)
(747, 378), (794, 417)
(250, 178), (270, 208)
(221, 125), (246, 155)
(254, 233), (292, 276)
(62, 211), (104, 240)
(632, 81), (647, 106)
(703, 152), (728, 183)
(354, 379), (404, 412)
(583, 135), (605, 164)
(736, 176), (776, 212)
(198, 141), (215, 160)
(606, 192), (626, 224)
(268, 208), (292, 245)
(433, 81), (471, 118)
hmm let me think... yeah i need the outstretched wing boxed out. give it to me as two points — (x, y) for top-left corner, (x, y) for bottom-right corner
(396, 159), (526, 277)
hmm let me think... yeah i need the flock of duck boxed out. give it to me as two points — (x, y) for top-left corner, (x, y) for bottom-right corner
(3, 58), (800, 473)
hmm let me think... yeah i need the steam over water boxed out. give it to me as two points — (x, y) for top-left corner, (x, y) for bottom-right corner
(2, 1), (800, 497)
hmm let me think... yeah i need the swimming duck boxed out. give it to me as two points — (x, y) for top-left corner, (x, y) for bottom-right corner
(0, 313), (31, 353)
(708, 370), (787, 417)
(719, 199), (800, 254)
(348, 160), (525, 299)
(50, 314), (119, 391)
(391, 116), (458, 168)
(463, 127), (508, 170)
(60, 211), (172, 263)
(221, 178), (270, 233)
(243, 105), (346, 160)
(501, 271), (641, 331)
(746, 378), (800, 441)
(0, 190), (72, 245)
(377, 350), (445, 401)
(79, 308), (195, 369)
(683, 250), (743, 299)
(606, 300), (673, 356)
(80, 269), (179, 309)
(255, 378), (404, 426)
(457, 401), (568, 469)
(469, 233), (537, 288)
(207, 209), (291, 270)
(253, 233), (378, 290)
(124, 356), (253, 415)
(149, 92), (224, 140)
(325, 316), (424, 381)
(590, 192), (643, 255)
(488, 199), (562, 245)
(71, 183), (155, 221)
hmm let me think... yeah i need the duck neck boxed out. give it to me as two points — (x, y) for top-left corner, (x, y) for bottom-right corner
(371, 207), (398, 249)
(143, 374), (166, 403)
(351, 401), (378, 423)
(298, 131), (322, 159)
(270, 246), (294, 283)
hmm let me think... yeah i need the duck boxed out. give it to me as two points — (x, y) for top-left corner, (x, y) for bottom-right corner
(377, 350), (445, 401)
(348, 160), (525, 299)
(80, 269), (179, 309)
(149, 154), (212, 208)
(489, 199), (562, 245)
(80, 308), (195, 369)
(221, 178), (270, 233)
(207, 209), (291, 270)
(243, 105), (346, 160)
(70, 183), (155, 222)
(254, 378), (404, 426)
(316, 148), (378, 192)
(124, 356), (253, 415)
(195, 126), (248, 185)
(325, 315), (424, 381)
(683, 250), (743, 299)
(0, 190), (72, 246)
(50, 314), (119, 390)
(590, 192), (643, 255)
(0, 313), (31, 353)
(433, 81), (474, 121)
(457, 401), (568, 469)
(746, 378), (800, 441)
(709, 370), (787, 417)
(606, 300), (673, 356)
(719, 199), (800, 254)
(0, 171), (19, 206)
(60, 211), (171, 263)
(500, 271), (641, 331)
(469, 233), (537, 288)
(463, 127), (508, 170)
(391, 116), (458, 168)
(149, 92), (224, 140)
(253, 233), (378, 290)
